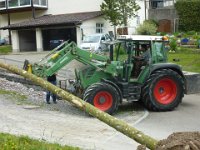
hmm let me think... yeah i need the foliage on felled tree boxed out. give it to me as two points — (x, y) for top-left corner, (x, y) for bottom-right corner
(175, 0), (200, 32)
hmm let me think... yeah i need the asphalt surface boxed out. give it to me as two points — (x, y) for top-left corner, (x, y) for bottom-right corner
(135, 94), (200, 140)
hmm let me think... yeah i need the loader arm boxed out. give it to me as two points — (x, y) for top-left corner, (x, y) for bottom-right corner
(31, 41), (109, 77)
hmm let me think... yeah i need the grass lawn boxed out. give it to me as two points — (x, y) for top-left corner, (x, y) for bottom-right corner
(168, 47), (200, 73)
(0, 45), (12, 54)
(0, 133), (79, 150)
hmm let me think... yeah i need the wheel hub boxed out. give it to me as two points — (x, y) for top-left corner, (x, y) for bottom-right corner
(93, 91), (113, 111)
(99, 96), (106, 104)
(159, 87), (164, 94)
(154, 78), (177, 105)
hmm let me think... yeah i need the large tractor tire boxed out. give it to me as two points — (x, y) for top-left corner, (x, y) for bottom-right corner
(142, 69), (184, 111)
(83, 82), (120, 114)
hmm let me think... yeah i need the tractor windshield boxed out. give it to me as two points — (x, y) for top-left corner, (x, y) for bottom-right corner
(151, 41), (167, 63)
(83, 35), (101, 43)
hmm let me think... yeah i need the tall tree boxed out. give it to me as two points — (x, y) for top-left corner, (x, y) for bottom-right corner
(100, 0), (140, 29)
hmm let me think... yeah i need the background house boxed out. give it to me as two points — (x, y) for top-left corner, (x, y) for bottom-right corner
(148, 0), (177, 33)
(0, 0), (146, 52)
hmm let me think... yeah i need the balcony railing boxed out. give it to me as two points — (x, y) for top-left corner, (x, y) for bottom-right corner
(0, 0), (47, 10)
(148, 0), (175, 9)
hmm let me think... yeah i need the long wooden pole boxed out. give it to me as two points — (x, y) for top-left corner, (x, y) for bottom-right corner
(0, 61), (158, 150)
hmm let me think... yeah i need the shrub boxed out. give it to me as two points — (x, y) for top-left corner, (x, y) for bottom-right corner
(175, 0), (200, 32)
(136, 20), (158, 35)
(169, 38), (177, 52)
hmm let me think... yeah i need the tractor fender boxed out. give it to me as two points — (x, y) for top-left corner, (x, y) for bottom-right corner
(150, 63), (187, 93)
(101, 79), (123, 103)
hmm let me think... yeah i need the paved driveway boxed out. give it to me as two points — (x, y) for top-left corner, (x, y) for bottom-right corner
(135, 94), (200, 140)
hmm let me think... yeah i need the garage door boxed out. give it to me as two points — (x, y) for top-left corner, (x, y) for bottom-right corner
(42, 27), (77, 51)
(18, 30), (36, 52)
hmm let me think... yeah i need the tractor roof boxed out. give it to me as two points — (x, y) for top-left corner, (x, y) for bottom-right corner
(117, 35), (166, 41)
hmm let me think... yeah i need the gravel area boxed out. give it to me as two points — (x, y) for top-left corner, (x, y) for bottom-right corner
(0, 77), (85, 116)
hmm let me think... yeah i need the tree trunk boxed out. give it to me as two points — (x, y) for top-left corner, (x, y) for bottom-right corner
(0, 61), (158, 150)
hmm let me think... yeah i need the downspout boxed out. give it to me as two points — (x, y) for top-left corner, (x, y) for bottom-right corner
(31, 0), (35, 19)
(6, 0), (11, 45)
(144, 0), (147, 20)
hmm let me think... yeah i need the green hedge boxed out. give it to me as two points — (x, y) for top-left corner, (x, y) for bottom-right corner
(175, 0), (200, 32)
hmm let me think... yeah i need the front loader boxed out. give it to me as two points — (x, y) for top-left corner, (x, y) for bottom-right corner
(24, 35), (186, 114)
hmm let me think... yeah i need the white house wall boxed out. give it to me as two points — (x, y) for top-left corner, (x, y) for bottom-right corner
(46, 0), (103, 15)
(127, 0), (146, 34)
(77, 16), (114, 46)
(81, 16), (114, 35)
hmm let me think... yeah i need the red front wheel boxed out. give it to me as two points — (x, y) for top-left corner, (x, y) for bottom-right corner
(83, 82), (119, 114)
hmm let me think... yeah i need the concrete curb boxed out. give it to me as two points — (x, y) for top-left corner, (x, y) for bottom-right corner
(184, 72), (200, 94)
(0, 69), (44, 91)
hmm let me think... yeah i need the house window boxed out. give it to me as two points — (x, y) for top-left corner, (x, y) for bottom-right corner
(8, 0), (18, 7)
(34, 0), (40, 5)
(0, 1), (6, 9)
(96, 23), (104, 33)
(151, 0), (164, 9)
(41, 0), (47, 6)
(20, 0), (30, 6)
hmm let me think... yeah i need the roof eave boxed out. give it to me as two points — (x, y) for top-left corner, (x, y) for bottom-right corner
(1, 21), (81, 30)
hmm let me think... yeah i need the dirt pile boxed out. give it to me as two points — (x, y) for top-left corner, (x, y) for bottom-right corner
(137, 132), (200, 150)
(156, 132), (200, 150)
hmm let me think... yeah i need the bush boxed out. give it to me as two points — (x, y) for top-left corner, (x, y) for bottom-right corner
(175, 0), (200, 32)
(169, 38), (177, 52)
(136, 20), (158, 35)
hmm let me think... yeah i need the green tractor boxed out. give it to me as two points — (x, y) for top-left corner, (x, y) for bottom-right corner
(25, 35), (186, 114)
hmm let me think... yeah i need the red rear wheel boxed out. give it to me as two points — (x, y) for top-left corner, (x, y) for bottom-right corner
(94, 91), (113, 111)
(141, 69), (184, 111)
(154, 78), (177, 105)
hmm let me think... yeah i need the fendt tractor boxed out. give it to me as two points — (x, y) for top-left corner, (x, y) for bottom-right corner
(24, 35), (186, 114)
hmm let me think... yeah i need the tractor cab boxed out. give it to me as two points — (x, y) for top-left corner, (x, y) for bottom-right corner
(116, 35), (168, 79)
